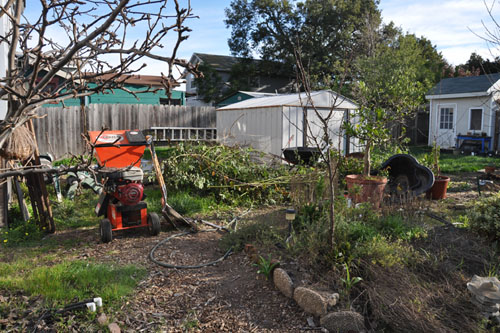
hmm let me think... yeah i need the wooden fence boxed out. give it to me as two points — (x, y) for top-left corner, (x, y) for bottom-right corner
(33, 104), (216, 158)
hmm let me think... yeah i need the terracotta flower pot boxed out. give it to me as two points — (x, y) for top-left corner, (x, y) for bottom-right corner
(426, 176), (450, 200)
(345, 175), (387, 208)
(485, 166), (496, 174)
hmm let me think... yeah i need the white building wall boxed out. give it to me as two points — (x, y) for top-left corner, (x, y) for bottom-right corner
(217, 107), (283, 156)
(428, 95), (493, 148)
(217, 105), (358, 158)
(0, 0), (9, 119)
(282, 106), (304, 150)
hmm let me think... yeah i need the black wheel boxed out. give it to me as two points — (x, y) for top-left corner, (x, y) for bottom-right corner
(148, 212), (161, 236)
(100, 218), (112, 243)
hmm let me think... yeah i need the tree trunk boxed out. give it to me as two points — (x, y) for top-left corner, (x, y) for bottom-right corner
(363, 139), (371, 177)
(326, 149), (337, 247)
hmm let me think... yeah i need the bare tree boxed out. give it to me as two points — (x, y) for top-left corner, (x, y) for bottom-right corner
(0, 0), (201, 231)
(0, 0), (201, 148)
(293, 46), (353, 247)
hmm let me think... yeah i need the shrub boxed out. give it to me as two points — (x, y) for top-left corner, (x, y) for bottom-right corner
(1, 205), (44, 246)
(160, 143), (287, 206)
(288, 200), (424, 266)
(468, 193), (500, 239)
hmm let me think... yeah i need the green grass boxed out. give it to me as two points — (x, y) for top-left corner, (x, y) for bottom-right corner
(0, 258), (146, 306)
(409, 146), (500, 173)
(144, 187), (228, 216)
(51, 189), (100, 229)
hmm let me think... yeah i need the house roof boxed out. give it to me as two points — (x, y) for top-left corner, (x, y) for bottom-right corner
(192, 53), (259, 72)
(217, 90), (358, 110)
(87, 73), (179, 88)
(426, 73), (500, 97)
(239, 91), (277, 98)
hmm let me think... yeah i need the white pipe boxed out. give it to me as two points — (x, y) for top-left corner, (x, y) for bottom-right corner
(86, 302), (96, 312)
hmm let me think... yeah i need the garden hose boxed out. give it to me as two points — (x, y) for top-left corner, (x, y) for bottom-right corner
(149, 229), (233, 269)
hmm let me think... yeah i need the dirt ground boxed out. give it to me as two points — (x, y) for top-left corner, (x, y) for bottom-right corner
(44, 223), (309, 332)
(5, 170), (500, 332)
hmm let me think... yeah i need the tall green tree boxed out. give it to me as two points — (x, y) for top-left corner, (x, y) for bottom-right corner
(225, 0), (381, 92)
(454, 52), (500, 76)
(194, 63), (224, 103)
(350, 33), (432, 175)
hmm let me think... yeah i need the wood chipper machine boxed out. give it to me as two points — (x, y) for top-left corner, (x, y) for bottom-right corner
(89, 129), (195, 243)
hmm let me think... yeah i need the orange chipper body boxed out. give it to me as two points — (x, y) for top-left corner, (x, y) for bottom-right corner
(89, 130), (146, 168)
(90, 130), (160, 243)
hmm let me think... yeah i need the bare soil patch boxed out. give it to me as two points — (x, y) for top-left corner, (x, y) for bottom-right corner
(49, 223), (309, 332)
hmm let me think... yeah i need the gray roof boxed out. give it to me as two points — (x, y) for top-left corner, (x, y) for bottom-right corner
(217, 91), (358, 111)
(193, 53), (259, 72)
(427, 73), (500, 96)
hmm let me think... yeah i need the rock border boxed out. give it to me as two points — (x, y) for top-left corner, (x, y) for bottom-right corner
(245, 244), (366, 333)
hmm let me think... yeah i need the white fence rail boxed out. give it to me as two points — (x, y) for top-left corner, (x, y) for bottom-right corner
(149, 126), (217, 142)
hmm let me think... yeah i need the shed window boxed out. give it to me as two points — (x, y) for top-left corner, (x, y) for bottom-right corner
(469, 108), (483, 131)
(439, 107), (453, 129)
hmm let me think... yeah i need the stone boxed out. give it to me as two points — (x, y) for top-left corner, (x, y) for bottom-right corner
(307, 317), (316, 327)
(108, 322), (121, 333)
(97, 313), (108, 325)
(467, 275), (500, 303)
(294, 287), (327, 316)
(317, 291), (339, 308)
(273, 268), (294, 298)
(320, 311), (365, 333)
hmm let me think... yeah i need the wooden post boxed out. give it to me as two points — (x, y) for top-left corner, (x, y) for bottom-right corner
(493, 110), (500, 152)
(0, 157), (7, 228)
(26, 120), (55, 233)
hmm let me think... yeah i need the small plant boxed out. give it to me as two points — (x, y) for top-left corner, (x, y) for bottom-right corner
(253, 255), (280, 280)
(341, 263), (362, 295)
(468, 192), (500, 240)
(422, 141), (440, 176)
(182, 310), (200, 330)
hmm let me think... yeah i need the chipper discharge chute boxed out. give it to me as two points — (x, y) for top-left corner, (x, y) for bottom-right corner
(90, 130), (160, 243)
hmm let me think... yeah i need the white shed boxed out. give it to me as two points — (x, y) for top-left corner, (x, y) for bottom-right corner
(216, 90), (359, 158)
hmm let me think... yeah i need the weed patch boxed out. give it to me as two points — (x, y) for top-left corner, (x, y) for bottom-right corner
(51, 189), (99, 229)
(468, 192), (500, 240)
(1, 206), (44, 246)
(159, 143), (288, 206)
(0, 259), (146, 306)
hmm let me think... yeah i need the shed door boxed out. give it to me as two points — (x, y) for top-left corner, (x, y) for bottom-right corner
(437, 106), (455, 148)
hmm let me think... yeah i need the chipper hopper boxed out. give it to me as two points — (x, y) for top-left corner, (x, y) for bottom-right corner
(89, 130), (194, 243)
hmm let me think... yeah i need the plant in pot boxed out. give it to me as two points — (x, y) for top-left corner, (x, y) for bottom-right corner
(345, 36), (427, 207)
(424, 141), (450, 200)
(485, 165), (496, 174)
(344, 105), (389, 208)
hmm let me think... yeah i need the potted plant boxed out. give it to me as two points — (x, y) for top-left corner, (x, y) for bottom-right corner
(425, 142), (450, 200)
(344, 109), (388, 208)
(345, 40), (428, 207)
(485, 165), (496, 174)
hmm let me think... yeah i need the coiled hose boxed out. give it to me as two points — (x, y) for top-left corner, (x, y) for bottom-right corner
(149, 229), (232, 269)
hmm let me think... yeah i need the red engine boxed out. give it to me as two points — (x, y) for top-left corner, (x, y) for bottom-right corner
(113, 182), (144, 206)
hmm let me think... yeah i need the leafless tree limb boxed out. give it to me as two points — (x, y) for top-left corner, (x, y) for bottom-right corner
(0, 0), (201, 149)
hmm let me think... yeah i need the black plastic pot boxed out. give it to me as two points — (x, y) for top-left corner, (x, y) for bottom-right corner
(380, 154), (434, 197)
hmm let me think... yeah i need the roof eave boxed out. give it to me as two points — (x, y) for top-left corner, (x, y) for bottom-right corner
(487, 78), (500, 94)
(425, 91), (490, 99)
